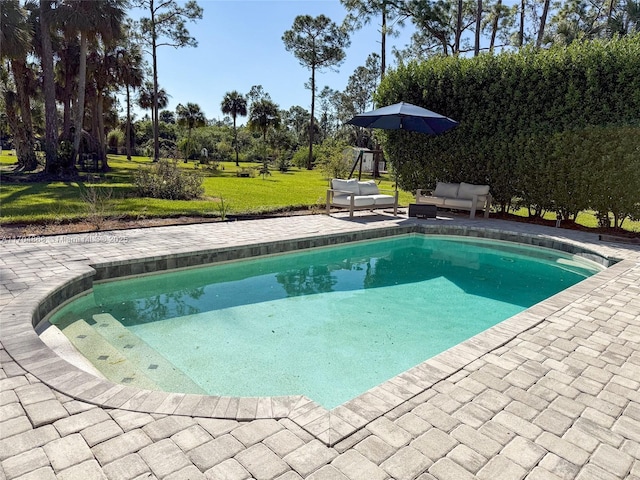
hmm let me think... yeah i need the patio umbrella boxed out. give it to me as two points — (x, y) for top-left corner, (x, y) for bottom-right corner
(346, 101), (459, 191)
(346, 101), (458, 135)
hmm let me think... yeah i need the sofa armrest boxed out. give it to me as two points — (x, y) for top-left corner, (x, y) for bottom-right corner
(484, 193), (492, 218)
(469, 193), (493, 218)
(327, 188), (357, 214)
(416, 189), (434, 201)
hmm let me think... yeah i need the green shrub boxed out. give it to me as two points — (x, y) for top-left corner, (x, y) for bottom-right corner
(236, 167), (257, 178)
(315, 139), (351, 180)
(376, 35), (640, 219)
(580, 126), (640, 229)
(134, 159), (204, 200)
(275, 155), (291, 172)
(291, 147), (317, 169)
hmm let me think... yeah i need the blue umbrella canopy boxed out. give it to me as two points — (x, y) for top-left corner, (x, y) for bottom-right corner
(346, 101), (458, 135)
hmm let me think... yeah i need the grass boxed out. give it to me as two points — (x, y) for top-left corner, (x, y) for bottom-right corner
(0, 153), (413, 224)
(506, 207), (640, 232)
(1, 151), (638, 233)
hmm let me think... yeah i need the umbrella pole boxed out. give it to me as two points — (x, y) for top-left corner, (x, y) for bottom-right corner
(394, 158), (399, 194)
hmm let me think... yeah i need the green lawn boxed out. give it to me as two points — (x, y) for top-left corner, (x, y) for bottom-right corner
(0, 153), (413, 223)
(1, 152), (638, 233)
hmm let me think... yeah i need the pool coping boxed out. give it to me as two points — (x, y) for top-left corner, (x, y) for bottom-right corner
(1, 220), (636, 446)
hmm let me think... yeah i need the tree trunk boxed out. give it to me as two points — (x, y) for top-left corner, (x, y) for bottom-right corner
(97, 94), (109, 171)
(519, 0), (525, 47)
(233, 115), (239, 166)
(307, 66), (316, 170)
(4, 91), (32, 170)
(151, 0), (160, 162)
(489, 0), (502, 52)
(40, 0), (58, 172)
(72, 32), (88, 171)
(381, 2), (386, 80)
(184, 127), (192, 162)
(62, 71), (74, 140)
(455, 0), (463, 53)
(91, 94), (100, 150)
(10, 60), (38, 171)
(126, 84), (132, 160)
(606, 0), (617, 26)
(475, 0), (483, 56)
(536, 0), (550, 47)
(153, 49), (160, 161)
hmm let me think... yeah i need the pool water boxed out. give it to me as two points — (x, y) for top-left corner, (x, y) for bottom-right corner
(49, 235), (602, 408)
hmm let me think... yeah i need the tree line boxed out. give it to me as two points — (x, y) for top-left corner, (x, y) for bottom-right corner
(2, 0), (639, 185)
(1, 0), (383, 176)
(2, 0), (203, 174)
(342, 0), (640, 62)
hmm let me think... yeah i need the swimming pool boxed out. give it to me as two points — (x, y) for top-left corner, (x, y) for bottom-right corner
(48, 234), (603, 408)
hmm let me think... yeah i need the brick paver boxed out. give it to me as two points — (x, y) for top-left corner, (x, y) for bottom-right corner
(1, 213), (639, 479)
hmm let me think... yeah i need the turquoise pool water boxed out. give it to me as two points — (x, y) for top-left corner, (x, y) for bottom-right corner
(50, 235), (602, 408)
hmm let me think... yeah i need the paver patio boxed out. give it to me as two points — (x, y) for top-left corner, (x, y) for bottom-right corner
(1, 211), (639, 479)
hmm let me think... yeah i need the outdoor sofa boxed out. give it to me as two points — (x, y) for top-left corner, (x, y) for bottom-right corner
(415, 181), (492, 219)
(326, 178), (398, 217)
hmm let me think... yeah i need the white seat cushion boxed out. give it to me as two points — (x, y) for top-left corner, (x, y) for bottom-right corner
(331, 195), (375, 207)
(433, 182), (460, 198)
(417, 196), (446, 207)
(332, 178), (360, 195)
(369, 194), (395, 206)
(457, 182), (490, 200)
(443, 198), (474, 209)
(358, 180), (379, 195)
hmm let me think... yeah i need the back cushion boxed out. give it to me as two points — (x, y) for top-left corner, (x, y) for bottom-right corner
(358, 180), (379, 195)
(332, 178), (360, 195)
(457, 182), (490, 200)
(433, 182), (460, 198)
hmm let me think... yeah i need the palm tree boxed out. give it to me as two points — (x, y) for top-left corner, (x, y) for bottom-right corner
(138, 82), (169, 115)
(220, 91), (247, 166)
(87, 46), (120, 169)
(38, 0), (59, 170)
(248, 98), (281, 173)
(137, 81), (169, 159)
(1, 0), (38, 171)
(115, 43), (144, 160)
(55, 35), (80, 141)
(55, 0), (126, 167)
(176, 102), (206, 161)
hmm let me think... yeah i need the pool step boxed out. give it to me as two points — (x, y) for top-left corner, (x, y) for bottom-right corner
(62, 319), (159, 390)
(89, 313), (205, 394)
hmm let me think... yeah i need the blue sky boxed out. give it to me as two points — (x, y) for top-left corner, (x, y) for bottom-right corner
(134, 0), (414, 122)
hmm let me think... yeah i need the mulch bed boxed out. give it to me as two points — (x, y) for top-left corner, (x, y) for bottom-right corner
(0, 210), (321, 238)
(2, 211), (637, 242)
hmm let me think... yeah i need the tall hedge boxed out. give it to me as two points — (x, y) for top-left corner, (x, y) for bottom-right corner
(376, 35), (640, 226)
